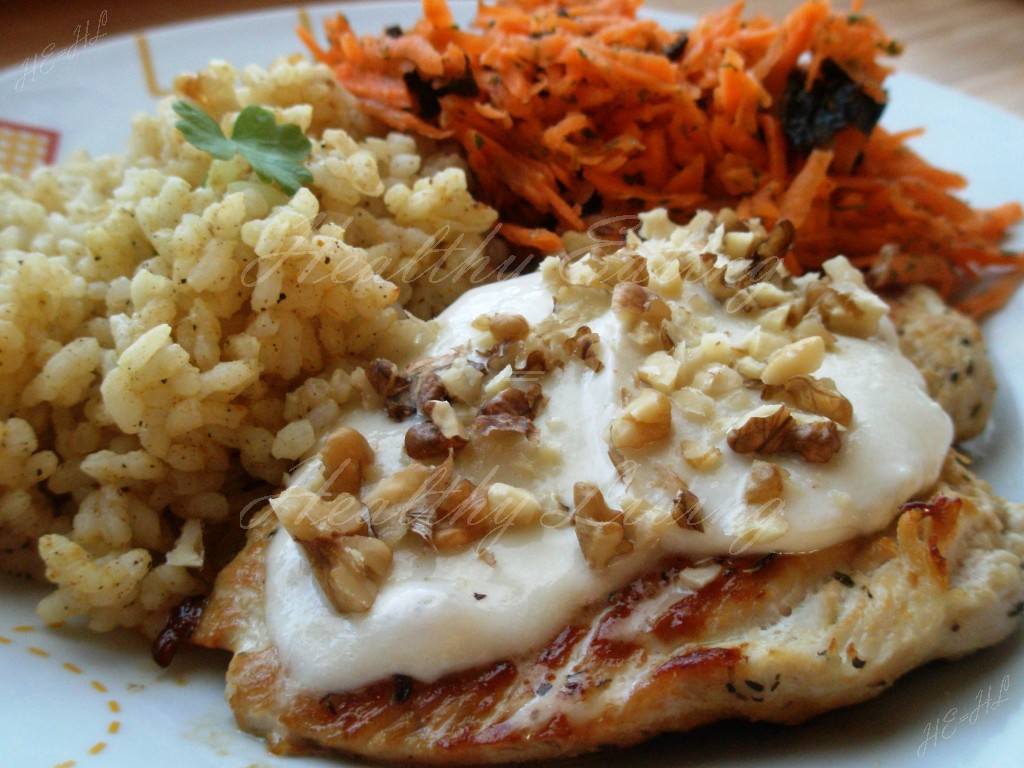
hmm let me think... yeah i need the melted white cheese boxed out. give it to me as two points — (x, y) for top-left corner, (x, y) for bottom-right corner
(265, 269), (953, 693)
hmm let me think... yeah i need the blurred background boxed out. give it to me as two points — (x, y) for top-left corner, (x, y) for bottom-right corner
(0, 0), (1021, 116)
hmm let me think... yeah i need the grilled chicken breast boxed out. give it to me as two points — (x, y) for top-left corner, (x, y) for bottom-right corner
(193, 455), (1022, 764)
(190, 252), (1020, 764)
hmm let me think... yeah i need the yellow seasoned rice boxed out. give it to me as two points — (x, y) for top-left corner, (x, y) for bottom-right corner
(0, 57), (502, 634)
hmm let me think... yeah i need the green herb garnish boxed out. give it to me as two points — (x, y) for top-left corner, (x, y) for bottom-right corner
(172, 101), (313, 195)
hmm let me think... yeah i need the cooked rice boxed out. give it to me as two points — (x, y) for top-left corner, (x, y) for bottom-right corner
(0, 57), (501, 634)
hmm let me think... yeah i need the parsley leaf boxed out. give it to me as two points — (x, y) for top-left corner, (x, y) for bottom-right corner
(171, 101), (237, 160)
(172, 101), (313, 195)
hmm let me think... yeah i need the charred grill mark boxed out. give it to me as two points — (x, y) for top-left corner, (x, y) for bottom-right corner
(652, 554), (784, 642)
(899, 495), (963, 579)
(651, 646), (743, 681)
(307, 661), (518, 741)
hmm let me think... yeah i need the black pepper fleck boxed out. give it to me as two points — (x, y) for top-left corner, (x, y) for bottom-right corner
(393, 674), (414, 703)
(832, 571), (855, 588)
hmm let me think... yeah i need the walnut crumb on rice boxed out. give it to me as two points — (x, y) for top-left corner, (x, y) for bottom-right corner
(0, 57), (503, 634)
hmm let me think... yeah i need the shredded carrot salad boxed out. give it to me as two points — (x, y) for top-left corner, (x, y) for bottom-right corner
(302, 0), (1024, 316)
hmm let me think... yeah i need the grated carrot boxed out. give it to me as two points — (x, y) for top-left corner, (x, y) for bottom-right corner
(308, 0), (1024, 316)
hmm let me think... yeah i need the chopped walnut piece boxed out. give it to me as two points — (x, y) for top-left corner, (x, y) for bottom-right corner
(302, 535), (393, 613)
(404, 422), (468, 460)
(573, 482), (633, 569)
(638, 351), (680, 393)
(595, 248), (649, 286)
(426, 399), (470, 441)
(753, 219), (795, 268)
(612, 282), (671, 327)
(680, 440), (722, 471)
(744, 460), (788, 504)
(728, 405), (842, 464)
(820, 256), (889, 337)
(407, 502), (436, 544)
(403, 459), (457, 545)
(479, 383), (542, 417)
(321, 427), (374, 496)
(413, 372), (448, 413)
(565, 326), (604, 372)
(487, 313), (531, 342)
(367, 359), (416, 421)
(437, 360), (484, 404)
(362, 463), (435, 544)
(804, 280), (886, 339)
(434, 479), (490, 550)
(723, 230), (757, 261)
(433, 527), (480, 551)
(787, 419), (842, 463)
(473, 384), (542, 441)
(487, 483), (543, 527)
(672, 488), (705, 532)
(607, 447), (638, 484)
(763, 375), (853, 427)
(515, 348), (548, 375)
(727, 405), (795, 455)
(760, 336), (826, 386)
(367, 359), (411, 398)
(609, 389), (672, 450)
(270, 487), (366, 540)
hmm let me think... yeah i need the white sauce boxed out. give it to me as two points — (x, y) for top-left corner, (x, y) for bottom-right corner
(265, 266), (953, 693)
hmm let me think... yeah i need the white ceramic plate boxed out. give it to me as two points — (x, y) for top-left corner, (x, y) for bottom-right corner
(1, 3), (1021, 767)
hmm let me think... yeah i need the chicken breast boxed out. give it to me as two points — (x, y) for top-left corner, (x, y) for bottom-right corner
(192, 456), (1023, 764)
(189, 211), (1022, 764)
(887, 285), (996, 441)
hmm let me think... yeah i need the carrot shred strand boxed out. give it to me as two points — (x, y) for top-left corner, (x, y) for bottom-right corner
(310, 0), (1023, 316)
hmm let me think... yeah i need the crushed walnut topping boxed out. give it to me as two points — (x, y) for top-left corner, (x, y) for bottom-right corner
(762, 375), (853, 427)
(278, 205), (910, 613)
(303, 535), (393, 613)
(434, 478), (490, 550)
(744, 460), (788, 504)
(609, 388), (672, 450)
(271, 486), (366, 541)
(320, 427), (374, 496)
(405, 421), (467, 460)
(611, 282), (671, 327)
(727, 404), (842, 463)
(367, 359), (417, 421)
(672, 487), (705, 532)
(479, 312), (530, 343)
(565, 326), (604, 372)
(573, 482), (633, 569)
(760, 336), (826, 386)
(473, 383), (543, 441)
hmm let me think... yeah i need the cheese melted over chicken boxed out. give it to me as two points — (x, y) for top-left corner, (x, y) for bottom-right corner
(263, 209), (952, 692)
